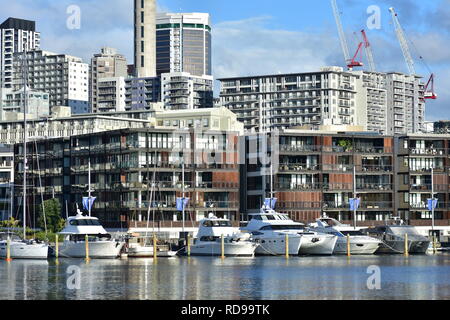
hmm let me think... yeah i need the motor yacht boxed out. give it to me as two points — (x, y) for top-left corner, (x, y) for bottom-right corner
(363, 219), (430, 254)
(57, 208), (125, 258)
(190, 214), (257, 257)
(242, 208), (337, 255)
(309, 217), (382, 255)
(0, 232), (48, 259)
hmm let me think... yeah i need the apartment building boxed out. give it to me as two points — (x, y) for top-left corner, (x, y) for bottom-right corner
(385, 72), (425, 135)
(156, 12), (211, 77)
(242, 130), (395, 224)
(90, 47), (128, 113)
(0, 144), (13, 221)
(15, 127), (241, 228)
(0, 18), (40, 89)
(125, 76), (161, 111)
(0, 114), (155, 145)
(1, 86), (50, 120)
(396, 135), (450, 232)
(97, 77), (126, 113)
(220, 68), (426, 134)
(219, 67), (363, 133)
(12, 50), (89, 114)
(161, 72), (213, 110)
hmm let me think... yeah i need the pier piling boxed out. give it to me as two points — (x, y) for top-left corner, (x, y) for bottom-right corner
(55, 234), (59, 260)
(221, 234), (225, 259)
(85, 234), (90, 262)
(153, 233), (157, 260)
(285, 234), (289, 259)
(187, 233), (191, 257)
(6, 235), (11, 262)
(404, 233), (409, 257)
(346, 234), (351, 257)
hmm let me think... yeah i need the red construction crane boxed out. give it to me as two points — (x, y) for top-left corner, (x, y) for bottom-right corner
(423, 74), (437, 100)
(347, 42), (364, 69)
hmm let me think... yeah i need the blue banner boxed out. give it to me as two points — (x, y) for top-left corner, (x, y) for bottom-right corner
(176, 197), (189, 211)
(349, 198), (361, 211)
(427, 199), (438, 211)
(82, 196), (96, 211)
(264, 198), (277, 209)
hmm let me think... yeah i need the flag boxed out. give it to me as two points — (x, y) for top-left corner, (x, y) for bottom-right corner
(176, 197), (189, 211)
(82, 196), (96, 211)
(427, 199), (438, 211)
(350, 198), (361, 211)
(264, 198), (277, 209)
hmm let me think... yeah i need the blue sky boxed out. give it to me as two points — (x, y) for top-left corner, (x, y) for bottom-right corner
(1, 0), (449, 120)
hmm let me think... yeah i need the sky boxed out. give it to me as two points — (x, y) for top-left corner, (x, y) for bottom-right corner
(1, 0), (449, 121)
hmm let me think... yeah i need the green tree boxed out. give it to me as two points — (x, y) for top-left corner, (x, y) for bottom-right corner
(38, 198), (65, 233)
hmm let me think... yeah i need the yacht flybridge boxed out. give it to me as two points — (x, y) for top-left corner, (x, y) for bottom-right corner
(309, 217), (382, 255)
(57, 207), (125, 258)
(190, 214), (258, 257)
(242, 207), (337, 255)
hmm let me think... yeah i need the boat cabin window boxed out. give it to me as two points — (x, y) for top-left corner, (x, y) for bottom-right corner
(200, 236), (219, 242)
(266, 215), (276, 220)
(259, 225), (303, 231)
(69, 219), (101, 226)
(69, 234), (111, 242)
(250, 215), (263, 221)
(202, 220), (232, 227)
(341, 230), (364, 236)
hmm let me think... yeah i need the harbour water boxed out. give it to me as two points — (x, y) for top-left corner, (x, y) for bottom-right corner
(1, 254), (449, 300)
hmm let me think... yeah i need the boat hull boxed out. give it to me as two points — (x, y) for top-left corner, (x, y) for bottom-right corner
(254, 235), (302, 256)
(191, 242), (257, 257)
(333, 237), (381, 255)
(58, 240), (125, 258)
(299, 235), (337, 255)
(377, 240), (430, 254)
(0, 241), (48, 259)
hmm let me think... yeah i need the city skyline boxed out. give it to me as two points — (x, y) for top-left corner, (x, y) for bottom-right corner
(0, 0), (447, 120)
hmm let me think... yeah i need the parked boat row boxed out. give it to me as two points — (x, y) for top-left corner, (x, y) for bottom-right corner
(1, 204), (432, 260)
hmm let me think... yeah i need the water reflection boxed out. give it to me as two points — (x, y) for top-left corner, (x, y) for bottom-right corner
(0, 254), (449, 300)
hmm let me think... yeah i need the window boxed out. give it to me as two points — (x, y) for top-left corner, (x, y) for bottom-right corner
(141, 0), (144, 8)
(141, 41), (144, 53)
(141, 56), (144, 68)
(141, 26), (144, 37)
(141, 12), (144, 23)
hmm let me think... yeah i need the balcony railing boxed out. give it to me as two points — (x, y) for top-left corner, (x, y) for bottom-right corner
(280, 145), (321, 153)
(410, 184), (448, 191)
(410, 148), (446, 156)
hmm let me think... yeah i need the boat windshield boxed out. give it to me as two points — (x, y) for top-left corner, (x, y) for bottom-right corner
(389, 226), (421, 236)
(340, 230), (364, 236)
(69, 219), (101, 226)
(202, 220), (232, 227)
(259, 225), (304, 231)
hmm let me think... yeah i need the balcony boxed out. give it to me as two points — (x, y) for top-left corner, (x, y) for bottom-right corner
(409, 148), (446, 156)
(280, 145), (322, 153)
(323, 201), (392, 210)
(279, 163), (320, 172)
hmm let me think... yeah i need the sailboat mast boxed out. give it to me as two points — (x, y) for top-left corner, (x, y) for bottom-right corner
(22, 53), (27, 239)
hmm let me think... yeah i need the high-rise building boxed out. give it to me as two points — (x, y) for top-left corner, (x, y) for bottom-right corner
(90, 47), (127, 113)
(156, 13), (212, 76)
(12, 50), (89, 114)
(161, 72), (213, 110)
(97, 77), (126, 113)
(134, 0), (156, 78)
(0, 18), (40, 88)
(125, 76), (161, 111)
(219, 67), (426, 134)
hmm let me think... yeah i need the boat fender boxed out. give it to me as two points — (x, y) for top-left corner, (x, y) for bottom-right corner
(312, 238), (320, 243)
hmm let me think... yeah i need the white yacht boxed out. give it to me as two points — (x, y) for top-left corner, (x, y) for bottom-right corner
(0, 232), (48, 259)
(57, 208), (125, 258)
(309, 217), (382, 255)
(190, 214), (258, 257)
(242, 208), (338, 255)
